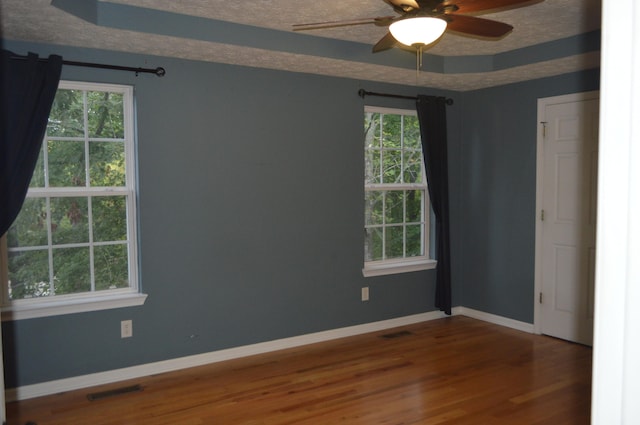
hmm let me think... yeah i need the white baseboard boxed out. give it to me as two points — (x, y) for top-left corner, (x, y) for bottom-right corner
(6, 307), (534, 402)
(6, 310), (447, 402)
(453, 306), (535, 333)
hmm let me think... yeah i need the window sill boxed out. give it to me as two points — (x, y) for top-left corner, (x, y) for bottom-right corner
(1, 292), (148, 321)
(362, 258), (437, 277)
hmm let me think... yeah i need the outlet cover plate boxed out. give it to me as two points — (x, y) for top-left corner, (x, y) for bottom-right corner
(121, 320), (133, 338)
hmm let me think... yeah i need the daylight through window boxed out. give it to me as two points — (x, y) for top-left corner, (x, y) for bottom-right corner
(0, 81), (142, 317)
(363, 106), (436, 277)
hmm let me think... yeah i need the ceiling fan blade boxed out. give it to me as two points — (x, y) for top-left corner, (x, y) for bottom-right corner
(383, 0), (420, 13)
(372, 32), (398, 53)
(450, 0), (544, 15)
(293, 17), (390, 31)
(374, 16), (396, 27)
(445, 14), (513, 38)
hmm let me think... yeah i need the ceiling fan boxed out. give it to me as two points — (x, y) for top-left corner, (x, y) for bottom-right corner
(293, 0), (544, 53)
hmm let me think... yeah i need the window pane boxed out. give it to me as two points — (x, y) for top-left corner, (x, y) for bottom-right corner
(94, 244), (129, 290)
(93, 196), (128, 242)
(30, 148), (45, 188)
(403, 150), (422, 183)
(364, 112), (381, 149)
(88, 91), (124, 139)
(8, 250), (50, 299)
(382, 149), (402, 183)
(385, 225), (404, 259)
(7, 198), (48, 248)
(89, 142), (126, 186)
(382, 114), (401, 148)
(50, 197), (89, 245)
(364, 191), (383, 226)
(406, 190), (423, 223)
(403, 116), (421, 149)
(406, 224), (424, 257)
(48, 140), (86, 187)
(364, 227), (383, 261)
(364, 149), (381, 185)
(53, 247), (91, 295)
(47, 89), (84, 137)
(385, 191), (404, 224)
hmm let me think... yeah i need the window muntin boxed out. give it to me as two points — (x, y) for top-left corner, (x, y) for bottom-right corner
(364, 106), (434, 276)
(1, 81), (140, 311)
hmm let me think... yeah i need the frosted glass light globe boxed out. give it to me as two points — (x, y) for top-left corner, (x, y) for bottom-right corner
(389, 17), (447, 47)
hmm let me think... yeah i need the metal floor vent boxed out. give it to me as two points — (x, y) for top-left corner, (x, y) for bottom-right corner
(87, 384), (143, 401)
(380, 330), (414, 339)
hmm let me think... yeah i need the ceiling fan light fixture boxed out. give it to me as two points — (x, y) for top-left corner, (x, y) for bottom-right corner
(389, 17), (447, 47)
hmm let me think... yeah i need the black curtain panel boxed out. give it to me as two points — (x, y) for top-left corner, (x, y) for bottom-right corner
(0, 51), (62, 236)
(416, 95), (452, 315)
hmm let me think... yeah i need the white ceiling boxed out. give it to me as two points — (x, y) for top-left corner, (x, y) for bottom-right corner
(1, 0), (602, 90)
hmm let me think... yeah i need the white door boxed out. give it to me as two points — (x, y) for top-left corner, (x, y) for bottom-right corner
(535, 92), (599, 346)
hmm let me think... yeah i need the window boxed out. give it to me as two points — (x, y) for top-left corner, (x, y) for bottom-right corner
(0, 81), (146, 320)
(363, 106), (436, 277)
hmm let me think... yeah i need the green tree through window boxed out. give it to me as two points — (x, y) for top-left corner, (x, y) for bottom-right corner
(363, 107), (433, 276)
(2, 82), (138, 302)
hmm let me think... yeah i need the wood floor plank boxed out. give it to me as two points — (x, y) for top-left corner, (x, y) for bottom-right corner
(6, 316), (592, 424)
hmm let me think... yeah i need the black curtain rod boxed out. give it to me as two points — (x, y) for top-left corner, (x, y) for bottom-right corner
(63, 59), (166, 77)
(10, 54), (166, 77)
(358, 89), (453, 105)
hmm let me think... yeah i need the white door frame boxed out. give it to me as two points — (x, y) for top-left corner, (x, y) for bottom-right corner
(591, 0), (640, 420)
(533, 90), (600, 336)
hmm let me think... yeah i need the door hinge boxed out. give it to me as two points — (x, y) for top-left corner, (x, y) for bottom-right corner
(540, 121), (548, 138)
(539, 292), (543, 304)
(541, 209), (545, 221)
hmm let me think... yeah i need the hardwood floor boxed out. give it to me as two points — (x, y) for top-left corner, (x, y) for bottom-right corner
(6, 316), (592, 424)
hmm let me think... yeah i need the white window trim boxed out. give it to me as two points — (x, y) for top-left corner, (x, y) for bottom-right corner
(0, 291), (147, 321)
(363, 258), (437, 277)
(363, 106), (434, 277)
(0, 81), (146, 321)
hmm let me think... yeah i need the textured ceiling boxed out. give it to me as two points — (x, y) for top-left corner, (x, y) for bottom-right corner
(1, 0), (602, 90)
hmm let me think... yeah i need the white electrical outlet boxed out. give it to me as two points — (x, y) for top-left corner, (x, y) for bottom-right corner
(121, 320), (133, 338)
(361, 287), (369, 302)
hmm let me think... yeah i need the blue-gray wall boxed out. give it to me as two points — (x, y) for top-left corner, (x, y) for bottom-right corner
(2, 40), (460, 388)
(454, 69), (601, 321)
(1, 39), (599, 389)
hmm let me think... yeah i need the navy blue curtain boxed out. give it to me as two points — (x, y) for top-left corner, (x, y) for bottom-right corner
(1, 50), (62, 236)
(416, 95), (452, 315)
